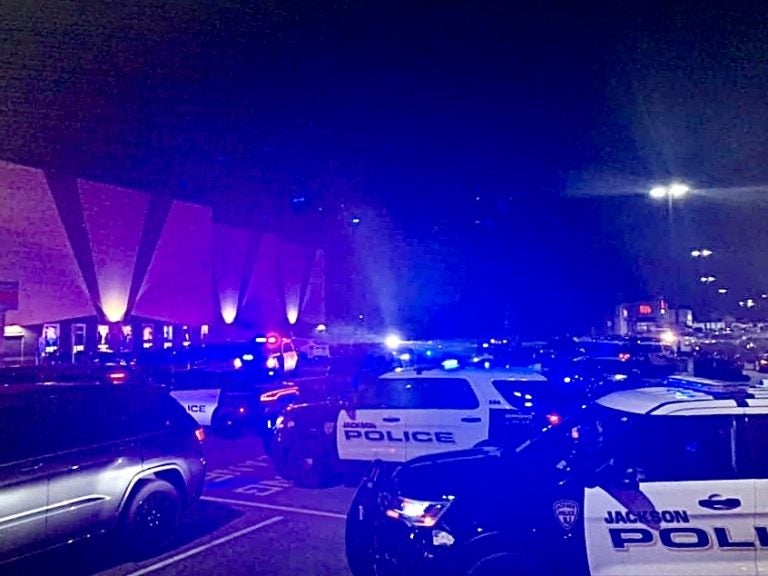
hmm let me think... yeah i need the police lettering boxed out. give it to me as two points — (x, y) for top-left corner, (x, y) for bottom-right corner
(343, 430), (456, 443)
(610, 526), (768, 550)
(187, 404), (206, 413)
(604, 509), (689, 525)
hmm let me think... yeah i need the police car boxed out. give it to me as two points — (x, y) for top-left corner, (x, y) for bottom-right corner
(346, 375), (768, 576)
(269, 362), (581, 487)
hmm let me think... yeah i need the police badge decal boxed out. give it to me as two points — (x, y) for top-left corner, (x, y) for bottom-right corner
(553, 500), (579, 531)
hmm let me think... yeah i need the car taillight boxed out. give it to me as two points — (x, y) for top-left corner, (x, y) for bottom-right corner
(195, 427), (206, 442)
(619, 353), (631, 362)
(266, 356), (280, 369)
(108, 371), (128, 384)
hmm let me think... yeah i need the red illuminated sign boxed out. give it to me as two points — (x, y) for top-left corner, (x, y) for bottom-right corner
(637, 304), (653, 315)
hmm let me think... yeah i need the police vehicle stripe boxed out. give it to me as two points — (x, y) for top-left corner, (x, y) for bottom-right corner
(645, 398), (742, 415)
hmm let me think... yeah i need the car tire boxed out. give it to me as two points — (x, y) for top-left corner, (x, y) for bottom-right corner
(281, 440), (333, 488)
(466, 552), (542, 576)
(120, 479), (182, 559)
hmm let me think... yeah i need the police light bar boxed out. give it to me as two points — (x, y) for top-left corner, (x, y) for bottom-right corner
(666, 375), (750, 395)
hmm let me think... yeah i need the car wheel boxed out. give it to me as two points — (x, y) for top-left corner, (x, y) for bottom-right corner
(466, 553), (542, 576)
(282, 441), (333, 488)
(120, 479), (182, 559)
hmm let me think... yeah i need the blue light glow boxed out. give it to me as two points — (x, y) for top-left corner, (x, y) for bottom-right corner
(442, 359), (460, 370)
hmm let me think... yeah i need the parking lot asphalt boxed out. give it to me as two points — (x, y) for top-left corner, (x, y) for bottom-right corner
(3, 433), (356, 576)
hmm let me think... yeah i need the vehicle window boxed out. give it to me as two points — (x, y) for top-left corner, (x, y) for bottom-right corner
(491, 378), (576, 409)
(412, 378), (479, 409)
(46, 390), (125, 451)
(600, 413), (737, 482)
(737, 415), (768, 478)
(355, 378), (479, 410)
(118, 389), (196, 436)
(0, 395), (49, 463)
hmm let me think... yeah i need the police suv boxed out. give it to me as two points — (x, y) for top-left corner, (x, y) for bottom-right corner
(268, 363), (583, 487)
(345, 375), (768, 576)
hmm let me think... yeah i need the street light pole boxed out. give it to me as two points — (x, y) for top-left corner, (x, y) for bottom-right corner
(649, 182), (691, 320)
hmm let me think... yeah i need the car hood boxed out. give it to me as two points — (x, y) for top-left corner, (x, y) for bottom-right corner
(390, 446), (505, 501)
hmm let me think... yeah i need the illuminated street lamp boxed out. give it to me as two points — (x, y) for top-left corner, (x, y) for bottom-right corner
(718, 288), (728, 294)
(691, 248), (713, 258)
(649, 182), (690, 200)
(699, 275), (716, 284)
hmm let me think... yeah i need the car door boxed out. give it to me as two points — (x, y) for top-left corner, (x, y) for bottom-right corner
(404, 377), (487, 461)
(0, 395), (50, 561)
(44, 390), (144, 545)
(740, 412), (768, 575)
(585, 413), (757, 576)
(336, 376), (410, 462)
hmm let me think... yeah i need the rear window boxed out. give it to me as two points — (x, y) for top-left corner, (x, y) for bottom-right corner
(356, 377), (479, 410)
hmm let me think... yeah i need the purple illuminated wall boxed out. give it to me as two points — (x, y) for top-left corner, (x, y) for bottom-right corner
(240, 232), (282, 328)
(213, 223), (250, 325)
(79, 179), (149, 322)
(0, 162), (92, 325)
(0, 160), (325, 331)
(133, 201), (214, 325)
(301, 250), (326, 325)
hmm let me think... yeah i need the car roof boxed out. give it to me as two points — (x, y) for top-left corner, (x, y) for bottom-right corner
(596, 375), (768, 416)
(378, 367), (548, 382)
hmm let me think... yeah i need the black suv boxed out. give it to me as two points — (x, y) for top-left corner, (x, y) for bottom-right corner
(0, 381), (206, 564)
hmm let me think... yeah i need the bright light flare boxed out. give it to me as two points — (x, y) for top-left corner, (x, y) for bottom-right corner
(660, 330), (677, 345)
(3, 325), (24, 338)
(384, 334), (402, 349)
(669, 182), (690, 198)
(286, 304), (299, 325)
(102, 295), (126, 323)
(649, 186), (667, 199)
(221, 302), (237, 325)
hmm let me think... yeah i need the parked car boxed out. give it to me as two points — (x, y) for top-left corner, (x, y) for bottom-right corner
(0, 381), (206, 564)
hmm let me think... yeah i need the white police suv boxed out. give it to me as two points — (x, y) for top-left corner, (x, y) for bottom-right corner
(269, 363), (578, 487)
(346, 375), (768, 576)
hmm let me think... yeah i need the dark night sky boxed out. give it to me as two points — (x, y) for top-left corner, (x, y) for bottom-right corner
(1, 1), (767, 336)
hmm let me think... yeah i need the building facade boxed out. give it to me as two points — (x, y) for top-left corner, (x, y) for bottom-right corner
(0, 161), (325, 363)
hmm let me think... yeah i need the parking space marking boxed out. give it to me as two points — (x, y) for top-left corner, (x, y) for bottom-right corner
(124, 515), (284, 576)
(202, 496), (347, 520)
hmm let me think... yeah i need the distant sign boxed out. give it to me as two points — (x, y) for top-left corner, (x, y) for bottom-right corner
(0, 281), (19, 310)
(637, 304), (653, 316)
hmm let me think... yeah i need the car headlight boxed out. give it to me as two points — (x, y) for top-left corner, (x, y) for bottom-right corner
(385, 496), (453, 527)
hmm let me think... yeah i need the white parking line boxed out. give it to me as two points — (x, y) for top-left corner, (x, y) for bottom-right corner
(202, 495), (347, 519)
(125, 515), (284, 576)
